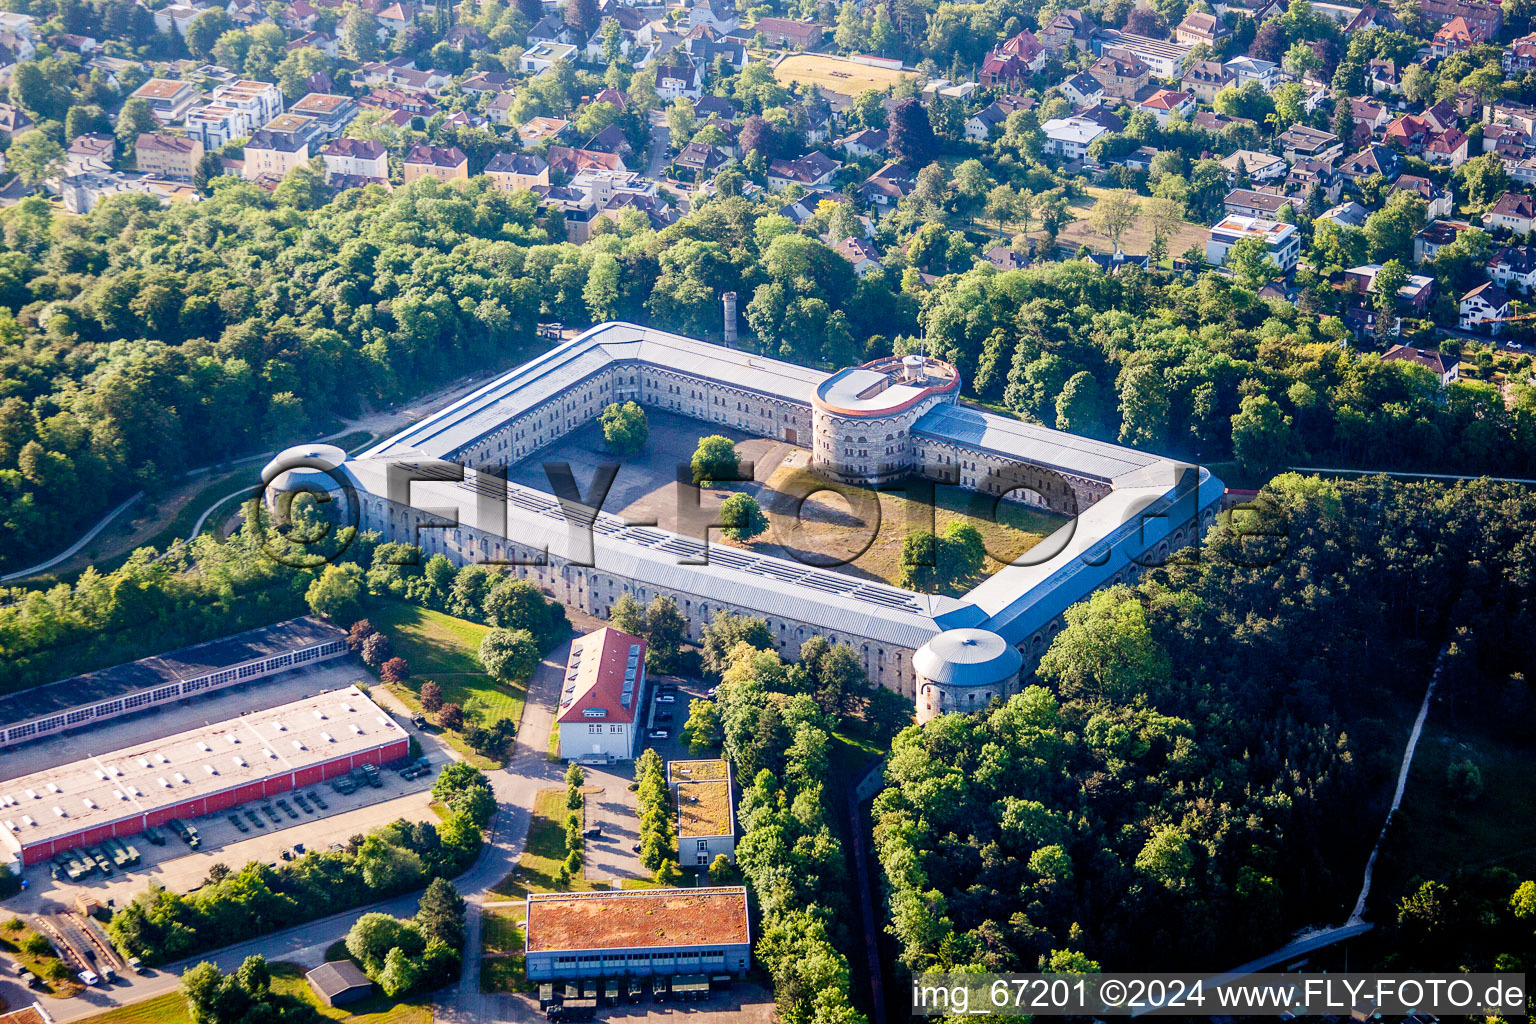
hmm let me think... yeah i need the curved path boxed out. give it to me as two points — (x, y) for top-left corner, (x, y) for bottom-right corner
(0, 492), (143, 583)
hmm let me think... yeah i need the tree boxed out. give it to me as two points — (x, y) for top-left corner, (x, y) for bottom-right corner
(600, 401), (648, 454)
(701, 611), (774, 673)
(381, 657), (410, 683)
(1231, 394), (1292, 479)
(691, 435), (739, 486)
(643, 595), (687, 671)
(306, 564), (365, 622)
(719, 493), (767, 542)
(666, 98), (696, 151)
(419, 682), (444, 713)
(116, 98), (159, 161)
(1055, 371), (1107, 436)
(186, 9), (231, 60)
(362, 632), (392, 668)
(1089, 189), (1140, 252)
(6, 131), (62, 186)
(609, 593), (645, 636)
(564, 0), (599, 36)
(887, 98), (936, 165)
(1225, 234), (1278, 288)
(347, 913), (415, 974)
(1446, 759), (1483, 803)
(416, 878), (466, 947)
(378, 946), (422, 998)
(479, 628), (539, 682)
(482, 578), (551, 634)
(708, 852), (738, 883)
(683, 698), (722, 755)
(951, 159), (990, 225)
(1036, 587), (1171, 703)
(342, 9), (381, 61)
(438, 703), (465, 730)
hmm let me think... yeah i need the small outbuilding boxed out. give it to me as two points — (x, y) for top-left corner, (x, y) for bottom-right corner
(305, 961), (373, 1007)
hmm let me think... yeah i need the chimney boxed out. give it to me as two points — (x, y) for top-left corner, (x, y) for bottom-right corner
(721, 291), (737, 346)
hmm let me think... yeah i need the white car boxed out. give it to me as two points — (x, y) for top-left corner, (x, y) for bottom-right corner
(656, 693), (676, 703)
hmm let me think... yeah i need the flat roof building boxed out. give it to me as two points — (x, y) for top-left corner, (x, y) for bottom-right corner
(0, 686), (407, 867)
(669, 760), (734, 866)
(1206, 215), (1301, 272)
(523, 887), (751, 980)
(0, 617), (347, 750)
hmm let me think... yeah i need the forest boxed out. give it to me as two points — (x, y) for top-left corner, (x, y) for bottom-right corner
(872, 474), (1536, 973)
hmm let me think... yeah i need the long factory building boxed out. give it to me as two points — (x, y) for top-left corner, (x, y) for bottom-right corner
(0, 686), (408, 867)
(0, 617), (348, 751)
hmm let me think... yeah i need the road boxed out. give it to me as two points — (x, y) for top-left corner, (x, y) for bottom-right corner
(3, 633), (571, 1022)
(0, 493), (143, 582)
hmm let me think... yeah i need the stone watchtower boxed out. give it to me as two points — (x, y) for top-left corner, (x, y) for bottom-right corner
(810, 354), (961, 487)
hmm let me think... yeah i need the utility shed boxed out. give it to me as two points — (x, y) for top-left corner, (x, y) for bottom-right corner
(306, 960), (373, 1006)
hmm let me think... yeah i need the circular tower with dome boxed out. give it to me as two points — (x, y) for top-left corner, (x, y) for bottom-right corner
(810, 353), (961, 487)
(913, 627), (1024, 724)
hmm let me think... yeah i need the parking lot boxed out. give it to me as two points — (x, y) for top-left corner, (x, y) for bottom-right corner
(580, 765), (642, 885)
(509, 980), (777, 1024)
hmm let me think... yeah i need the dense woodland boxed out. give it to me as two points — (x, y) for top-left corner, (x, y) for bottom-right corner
(873, 474), (1536, 973)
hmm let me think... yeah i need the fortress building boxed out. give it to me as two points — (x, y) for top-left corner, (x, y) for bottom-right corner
(267, 323), (1225, 724)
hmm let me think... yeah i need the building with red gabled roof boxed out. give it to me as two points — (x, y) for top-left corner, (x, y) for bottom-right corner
(980, 29), (1046, 88)
(1432, 15), (1482, 55)
(556, 627), (648, 761)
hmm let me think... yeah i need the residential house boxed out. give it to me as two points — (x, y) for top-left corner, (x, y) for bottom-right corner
(1224, 55), (1281, 90)
(518, 117), (571, 147)
(1278, 124), (1342, 163)
(1318, 200), (1371, 230)
(1288, 158), (1341, 204)
(965, 102), (1010, 141)
(1060, 71), (1103, 107)
(1225, 188), (1294, 219)
(688, 0), (739, 35)
(861, 161), (915, 213)
(1382, 345), (1460, 383)
(443, 23), (490, 51)
(1041, 116), (1109, 160)
(320, 137), (388, 186)
(243, 128), (310, 180)
(520, 41), (577, 75)
(1368, 58), (1403, 94)
(1487, 100), (1536, 138)
(527, 15), (576, 44)
(65, 133), (113, 175)
(694, 96), (737, 119)
(980, 29), (1046, 88)
(152, 5), (204, 37)
(403, 144), (468, 183)
(673, 141), (727, 177)
(0, 11), (37, 62)
(583, 124), (633, 159)
(1173, 11), (1230, 46)
(131, 79), (200, 123)
(1038, 8), (1097, 55)
(0, 102), (31, 139)
(1505, 32), (1536, 74)
(548, 145), (626, 175)
(1421, 0), (1501, 34)
(209, 78), (284, 132)
(1431, 14), (1484, 55)
(1338, 144), (1401, 183)
(1191, 110), (1248, 133)
(1345, 263), (1435, 312)
(281, 0), (320, 32)
(288, 30), (338, 57)
(486, 92), (516, 124)
(653, 61), (703, 100)
(1393, 174), (1453, 218)
(1422, 100), (1460, 133)
(766, 151), (840, 189)
(485, 151), (550, 191)
(1424, 127), (1470, 166)
(985, 244), (1028, 270)
(834, 236), (881, 277)
(691, 38), (746, 69)
(460, 71), (513, 96)
(1385, 113), (1433, 154)
(288, 93), (357, 138)
(375, 2), (417, 34)
(1343, 5), (1407, 31)
(1487, 245), (1536, 293)
(1459, 281), (1512, 333)
(135, 132), (202, 180)
(1139, 89), (1193, 126)
(1181, 60), (1233, 103)
(1488, 191), (1536, 233)
(837, 127), (888, 158)
(751, 17), (822, 48)
(1220, 149), (1287, 182)
(1414, 219), (1472, 262)
(1206, 215), (1301, 271)
(1100, 32), (1189, 77)
(1076, 103), (1124, 132)
(1089, 53), (1149, 100)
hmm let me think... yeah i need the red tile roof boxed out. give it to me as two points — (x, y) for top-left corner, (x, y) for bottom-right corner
(556, 627), (646, 725)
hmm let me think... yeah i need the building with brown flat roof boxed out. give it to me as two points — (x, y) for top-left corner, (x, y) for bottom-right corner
(523, 887), (751, 980)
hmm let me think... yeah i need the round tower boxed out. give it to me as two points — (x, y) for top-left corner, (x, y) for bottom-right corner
(913, 628), (1024, 724)
(810, 354), (960, 487)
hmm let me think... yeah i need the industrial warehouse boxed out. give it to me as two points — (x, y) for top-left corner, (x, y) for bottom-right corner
(0, 617), (348, 750)
(522, 887), (752, 982)
(0, 687), (409, 868)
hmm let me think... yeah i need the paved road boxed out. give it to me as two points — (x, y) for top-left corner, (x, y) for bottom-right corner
(7, 635), (571, 1022)
(0, 493), (142, 582)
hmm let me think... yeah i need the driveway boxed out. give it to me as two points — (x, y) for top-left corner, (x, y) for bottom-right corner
(581, 764), (643, 885)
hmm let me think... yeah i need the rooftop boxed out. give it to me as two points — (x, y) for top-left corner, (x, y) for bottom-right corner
(0, 687), (403, 850)
(525, 887), (750, 952)
(0, 617), (343, 729)
(667, 759), (728, 782)
(556, 627), (646, 725)
(290, 93), (353, 115)
(814, 355), (960, 417)
(133, 79), (191, 100)
(675, 779), (732, 837)
(1211, 215), (1297, 239)
(305, 960), (372, 1000)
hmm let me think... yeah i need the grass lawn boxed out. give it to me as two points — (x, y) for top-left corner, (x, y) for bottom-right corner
(547, 729), (561, 763)
(480, 954), (529, 994)
(67, 964), (430, 1024)
(491, 788), (606, 898)
(0, 921), (85, 998)
(746, 460), (1065, 593)
(770, 52), (915, 97)
(1047, 185), (1210, 258)
(482, 905), (525, 954)
(370, 602), (528, 768)
(1395, 713), (1536, 880)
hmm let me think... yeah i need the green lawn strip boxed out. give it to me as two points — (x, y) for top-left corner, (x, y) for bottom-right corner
(479, 954), (530, 994)
(370, 602), (528, 768)
(65, 992), (191, 1024)
(481, 906), (525, 955)
(546, 728), (561, 762)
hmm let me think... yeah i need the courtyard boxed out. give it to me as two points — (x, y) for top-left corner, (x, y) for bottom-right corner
(507, 408), (1066, 593)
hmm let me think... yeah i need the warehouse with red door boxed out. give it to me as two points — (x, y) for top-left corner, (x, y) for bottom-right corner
(0, 687), (409, 868)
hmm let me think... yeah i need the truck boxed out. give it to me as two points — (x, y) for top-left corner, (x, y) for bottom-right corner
(167, 818), (201, 849)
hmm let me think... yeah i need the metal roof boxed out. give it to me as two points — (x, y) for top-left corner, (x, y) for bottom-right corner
(914, 403), (1161, 483)
(912, 628), (1022, 686)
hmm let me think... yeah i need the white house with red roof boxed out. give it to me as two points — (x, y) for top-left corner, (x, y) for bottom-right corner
(557, 627), (648, 761)
(1138, 89), (1193, 127)
(980, 30), (1045, 88)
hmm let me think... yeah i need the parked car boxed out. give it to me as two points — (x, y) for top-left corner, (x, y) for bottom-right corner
(584, 826), (603, 839)
(656, 693), (676, 704)
(649, 728), (669, 740)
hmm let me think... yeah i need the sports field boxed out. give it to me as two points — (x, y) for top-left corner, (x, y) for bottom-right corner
(772, 53), (915, 97)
